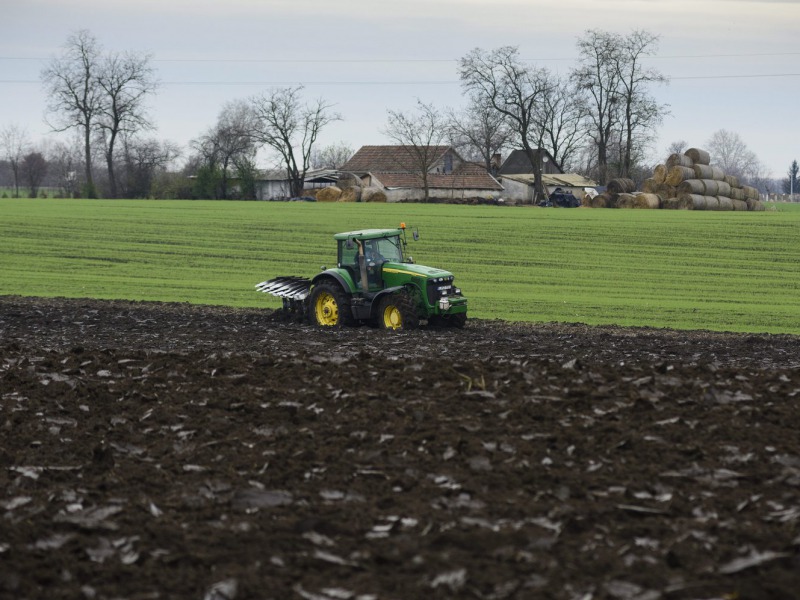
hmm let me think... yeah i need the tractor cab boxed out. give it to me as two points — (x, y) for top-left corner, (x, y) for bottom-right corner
(336, 228), (410, 292)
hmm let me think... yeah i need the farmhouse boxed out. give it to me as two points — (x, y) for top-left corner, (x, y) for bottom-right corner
(340, 145), (503, 202)
(496, 149), (598, 202)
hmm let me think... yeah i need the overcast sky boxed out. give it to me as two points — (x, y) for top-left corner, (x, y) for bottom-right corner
(3, 0), (798, 178)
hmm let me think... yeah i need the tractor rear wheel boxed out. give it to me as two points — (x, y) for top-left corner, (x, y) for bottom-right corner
(308, 281), (354, 327)
(377, 291), (418, 331)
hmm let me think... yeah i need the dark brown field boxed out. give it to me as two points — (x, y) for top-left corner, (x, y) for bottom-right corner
(2, 296), (799, 599)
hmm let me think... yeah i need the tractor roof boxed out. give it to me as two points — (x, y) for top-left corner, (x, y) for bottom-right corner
(334, 228), (402, 241)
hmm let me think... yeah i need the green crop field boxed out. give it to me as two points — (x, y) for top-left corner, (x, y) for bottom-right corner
(1, 198), (799, 334)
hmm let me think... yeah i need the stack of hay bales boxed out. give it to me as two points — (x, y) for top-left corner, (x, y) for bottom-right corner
(650, 148), (764, 211)
(584, 177), (663, 209)
(583, 147), (765, 211)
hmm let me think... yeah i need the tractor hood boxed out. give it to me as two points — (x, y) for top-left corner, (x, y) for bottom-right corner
(381, 262), (454, 281)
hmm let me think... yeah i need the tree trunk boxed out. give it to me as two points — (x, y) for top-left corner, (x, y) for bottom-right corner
(84, 124), (95, 198)
(106, 130), (118, 198)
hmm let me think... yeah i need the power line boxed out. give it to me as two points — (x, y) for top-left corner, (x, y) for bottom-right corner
(2, 52), (800, 63)
(2, 73), (799, 86)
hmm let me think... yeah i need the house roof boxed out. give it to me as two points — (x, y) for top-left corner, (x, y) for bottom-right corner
(374, 162), (503, 191)
(499, 149), (562, 175)
(501, 173), (598, 188)
(341, 145), (452, 173)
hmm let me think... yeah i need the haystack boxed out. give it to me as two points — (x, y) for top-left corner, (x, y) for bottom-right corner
(666, 153), (694, 169)
(665, 166), (695, 186)
(606, 178), (635, 194)
(653, 164), (667, 184)
(339, 187), (362, 203)
(685, 147), (711, 165)
(362, 186), (387, 203)
(316, 186), (342, 202)
(634, 193), (662, 209)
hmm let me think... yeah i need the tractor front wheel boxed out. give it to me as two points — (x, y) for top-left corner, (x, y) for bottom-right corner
(308, 281), (354, 327)
(377, 291), (418, 331)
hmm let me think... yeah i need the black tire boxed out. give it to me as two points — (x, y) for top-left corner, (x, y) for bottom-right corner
(377, 291), (419, 331)
(308, 281), (354, 327)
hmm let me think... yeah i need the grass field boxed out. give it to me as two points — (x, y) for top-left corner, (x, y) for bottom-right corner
(1, 198), (799, 334)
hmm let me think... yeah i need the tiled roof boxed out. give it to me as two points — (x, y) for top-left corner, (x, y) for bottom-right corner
(375, 162), (503, 191)
(341, 145), (452, 172)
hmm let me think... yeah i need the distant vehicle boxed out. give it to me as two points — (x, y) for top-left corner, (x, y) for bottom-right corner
(538, 188), (580, 208)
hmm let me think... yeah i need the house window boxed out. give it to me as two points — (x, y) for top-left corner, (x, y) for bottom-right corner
(444, 153), (453, 174)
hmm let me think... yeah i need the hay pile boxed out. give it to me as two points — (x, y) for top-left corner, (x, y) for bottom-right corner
(584, 148), (764, 211)
(362, 187), (387, 203)
(316, 186), (342, 202)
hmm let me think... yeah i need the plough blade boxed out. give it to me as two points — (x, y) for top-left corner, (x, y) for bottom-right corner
(255, 276), (311, 300)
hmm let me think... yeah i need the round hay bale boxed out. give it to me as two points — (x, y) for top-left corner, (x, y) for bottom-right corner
(731, 199), (748, 211)
(338, 187), (362, 202)
(653, 164), (667, 184)
(742, 185), (759, 201)
(316, 186), (342, 202)
(616, 193), (637, 209)
(641, 178), (659, 193)
(685, 148), (710, 165)
(666, 153), (694, 169)
(336, 173), (361, 190)
(701, 179), (719, 196)
(716, 181), (731, 197)
(663, 197), (682, 210)
(693, 164), (714, 179)
(589, 193), (615, 208)
(724, 174), (740, 188)
(362, 186), (387, 203)
(710, 166), (726, 181)
(656, 184), (677, 198)
(716, 196), (734, 211)
(729, 187), (746, 201)
(634, 193), (662, 209)
(665, 166), (695, 186)
(606, 178), (635, 194)
(678, 193), (707, 210)
(677, 179), (705, 195)
(704, 196), (720, 210)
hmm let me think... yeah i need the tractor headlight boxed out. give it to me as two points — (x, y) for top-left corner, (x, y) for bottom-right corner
(438, 297), (451, 311)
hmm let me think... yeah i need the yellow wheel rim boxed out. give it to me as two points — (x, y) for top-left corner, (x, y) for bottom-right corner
(382, 305), (402, 330)
(315, 292), (339, 326)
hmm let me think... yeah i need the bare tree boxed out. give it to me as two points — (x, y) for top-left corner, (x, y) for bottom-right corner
(96, 50), (158, 198)
(192, 100), (258, 199)
(615, 30), (668, 176)
(0, 124), (29, 197)
(311, 143), (354, 170)
(573, 30), (667, 183)
(21, 152), (48, 198)
(536, 81), (589, 172)
(250, 86), (341, 198)
(47, 138), (82, 197)
(666, 139), (688, 156)
(383, 100), (449, 201)
(120, 137), (180, 198)
(572, 30), (623, 185)
(459, 46), (554, 202)
(41, 30), (104, 197)
(445, 94), (513, 172)
(706, 129), (763, 183)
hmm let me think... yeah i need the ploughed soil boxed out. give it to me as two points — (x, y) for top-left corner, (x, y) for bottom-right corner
(2, 295), (800, 600)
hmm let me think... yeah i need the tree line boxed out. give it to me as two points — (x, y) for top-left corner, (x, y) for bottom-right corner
(0, 29), (791, 200)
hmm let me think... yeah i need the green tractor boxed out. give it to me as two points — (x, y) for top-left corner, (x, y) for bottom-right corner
(256, 224), (467, 330)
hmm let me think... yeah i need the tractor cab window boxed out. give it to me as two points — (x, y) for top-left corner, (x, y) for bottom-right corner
(365, 236), (403, 264)
(339, 239), (359, 267)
